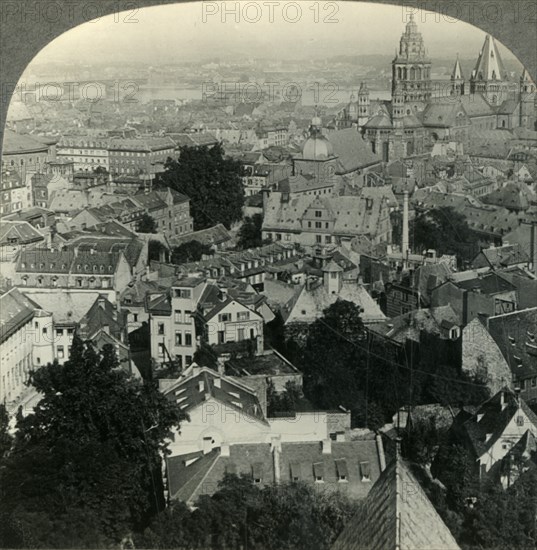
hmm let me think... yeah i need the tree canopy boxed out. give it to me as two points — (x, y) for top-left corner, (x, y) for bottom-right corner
(155, 143), (244, 230)
(411, 207), (480, 267)
(237, 213), (265, 250)
(136, 212), (158, 233)
(171, 239), (214, 264)
(0, 337), (185, 548)
(136, 474), (356, 550)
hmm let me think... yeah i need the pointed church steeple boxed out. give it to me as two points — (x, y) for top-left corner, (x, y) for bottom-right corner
(451, 54), (465, 96)
(470, 34), (511, 102)
(520, 67), (536, 93)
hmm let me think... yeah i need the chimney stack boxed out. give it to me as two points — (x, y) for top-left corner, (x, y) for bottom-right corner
(322, 439), (332, 455)
(271, 436), (281, 483)
(202, 436), (212, 455)
(531, 221), (537, 278)
(402, 189), (410, 269)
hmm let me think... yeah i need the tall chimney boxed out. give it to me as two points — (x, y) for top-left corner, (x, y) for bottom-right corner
(271, 436), (281, 483)
(530, 221), (537, 277)
(402, 189), (409, 269)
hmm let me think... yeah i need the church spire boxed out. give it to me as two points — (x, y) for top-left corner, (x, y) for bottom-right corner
(469, 34), (510, 101)
(451, 54), (465, 96)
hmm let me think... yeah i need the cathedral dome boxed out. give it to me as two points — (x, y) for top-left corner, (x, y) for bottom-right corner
(302, 134), (334, 160)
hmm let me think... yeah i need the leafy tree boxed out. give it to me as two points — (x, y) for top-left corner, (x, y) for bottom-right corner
(171, 240), (214, 264)
(0, 403), (12, 460)
(155, 143), (244, 230)
(267, 380), (303, 416)
(237, 213), (265, 250)
(148, 239), (168, 263)
(193, 343), (218, 371)
(459, 469), (537, 549)
(136, 212), (158, 233)
(137, 474), (356, 550)
(411, 207), (480, 267)
(0, 337), (185, 548)
(301, 300), (369, 423)
(431, 443), (479, 512)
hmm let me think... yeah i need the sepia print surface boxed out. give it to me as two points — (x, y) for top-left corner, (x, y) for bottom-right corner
(0, 1), (537, 549)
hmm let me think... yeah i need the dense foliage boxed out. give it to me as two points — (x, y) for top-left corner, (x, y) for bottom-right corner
(0, 338), (185, 548)
(411, 207), (481, 267)
(170, 239), (214, 264)
(237, 213), (265, 250)
(267, 380), (303, 416)
(136, 212), (158, 233)
(155, 143), (244, 230)
(136, 474), (356, 550)
(280, 300), (488, 429)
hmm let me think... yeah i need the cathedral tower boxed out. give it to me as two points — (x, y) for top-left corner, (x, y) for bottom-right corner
(469, 34), (511, 104)
(450, 55), (465, 96)
(357, 82), (370, 127)
(392, 14), (432, 110)
(519, 68), (537, 130)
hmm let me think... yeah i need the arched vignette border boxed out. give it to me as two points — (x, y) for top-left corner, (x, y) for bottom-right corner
(0, 0), (535, 158)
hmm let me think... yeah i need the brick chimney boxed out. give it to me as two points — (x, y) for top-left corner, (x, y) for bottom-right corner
(322, 439), (332, 455)
(271, 435), (281, 483)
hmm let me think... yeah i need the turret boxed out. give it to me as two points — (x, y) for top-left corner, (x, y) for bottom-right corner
(357, 82), (370, 126)
(392, 86), (405, 127)
(450, 54), (465, 96)
(322, 260), (343, 294)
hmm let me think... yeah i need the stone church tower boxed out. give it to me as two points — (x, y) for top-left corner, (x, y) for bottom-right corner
(450, 55), (465, 96)
(391, 14), (432, 112)
(469, 34), (511, 105)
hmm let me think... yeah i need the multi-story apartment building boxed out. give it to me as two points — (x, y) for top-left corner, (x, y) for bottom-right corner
(262, 192), (392, 249)
(14, 249), (132, 297)
(146, 275), (274, 368)
(56, 136), (110, 171)
(255, 127), (288, 149)
(147, 276), (206, 368)
(68, 188), (193, 239)
(108, 137), (176, 179)
(1, 130), (50, 180)
(0, 288), (54, 405)
(0, 169), (30, 217)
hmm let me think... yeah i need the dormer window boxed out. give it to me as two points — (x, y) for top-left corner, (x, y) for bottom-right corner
(335, 459), (348, 482)
(313, 462), (324, 482)
(360, 461), (371, 482)
(252, 463), (263, 484)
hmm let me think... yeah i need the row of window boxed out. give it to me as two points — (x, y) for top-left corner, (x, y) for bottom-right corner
(228, 460), (371, 485)
(218, 311), (250, 322)
(174, 310), (193, 324)
(20, 277), (111, 289)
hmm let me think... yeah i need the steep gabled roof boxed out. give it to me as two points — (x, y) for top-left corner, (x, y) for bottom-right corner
(326, 128), (381, 172)
(164, 366), (267, 424)
(0, 221), (44, 246)
(487, 307), (537, 381)
(471, 34), (509, 82)
(331, 454), (460, 550)
(458, 389), (537, 458)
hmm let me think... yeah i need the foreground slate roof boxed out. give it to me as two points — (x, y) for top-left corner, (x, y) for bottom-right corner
(331, 453), (460, 550)
(167, 438), (384, 506)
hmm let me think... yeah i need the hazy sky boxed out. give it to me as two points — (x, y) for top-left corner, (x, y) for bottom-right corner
(30, 1), (519, 66)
